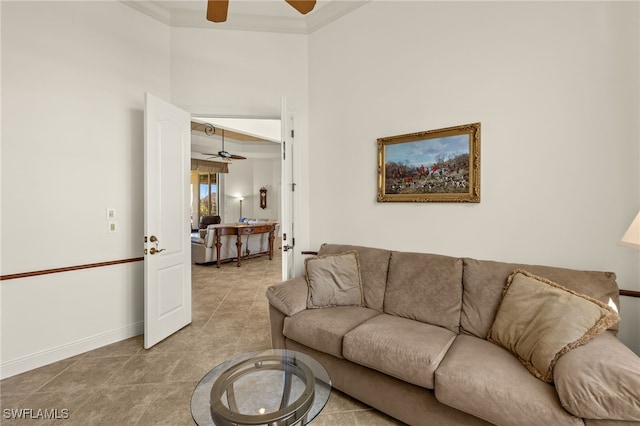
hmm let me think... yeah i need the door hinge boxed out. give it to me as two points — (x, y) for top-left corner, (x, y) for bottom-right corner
(291, 183), (296, 192)
(282, 141), (286, 160)
(291, 129), (294, 138)
(292, 237), (295, 247)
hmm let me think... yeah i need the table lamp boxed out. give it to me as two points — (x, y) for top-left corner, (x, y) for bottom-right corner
(619, 211), (640, 298)
(237, 196), (245, 222)
(620, 211), (640, 250)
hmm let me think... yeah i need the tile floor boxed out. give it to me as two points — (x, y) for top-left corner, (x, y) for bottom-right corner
(0, 251), (404, 425)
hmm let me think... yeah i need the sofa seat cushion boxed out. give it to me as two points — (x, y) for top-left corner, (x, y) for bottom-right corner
(343, 314), (456, 389)
(283, 306), (380, 358)
(435, 334), (583, 426)
(555, 331), (640, 421)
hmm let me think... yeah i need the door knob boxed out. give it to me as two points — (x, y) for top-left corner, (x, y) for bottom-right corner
(147, 235), (164, 255)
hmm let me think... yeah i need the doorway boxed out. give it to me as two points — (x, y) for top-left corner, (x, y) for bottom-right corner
(189, 116), (283, 275)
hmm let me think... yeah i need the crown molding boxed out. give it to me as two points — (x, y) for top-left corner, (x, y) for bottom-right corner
(121, 1), (172, 26)
(121, 1), (368, 34)
(307, 1), (368, 33)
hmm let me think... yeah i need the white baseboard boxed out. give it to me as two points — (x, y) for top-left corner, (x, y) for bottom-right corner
(0, 322), (144, 380)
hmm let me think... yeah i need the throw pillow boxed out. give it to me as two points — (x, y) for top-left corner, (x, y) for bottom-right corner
(305, 250), (363, 309)
(487, 269), (620, 383)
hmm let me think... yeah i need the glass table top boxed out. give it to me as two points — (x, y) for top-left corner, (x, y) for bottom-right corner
(191, 349), (332, 426)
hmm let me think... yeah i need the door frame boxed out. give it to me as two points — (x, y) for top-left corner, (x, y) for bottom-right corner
(189, 111), (288, 277)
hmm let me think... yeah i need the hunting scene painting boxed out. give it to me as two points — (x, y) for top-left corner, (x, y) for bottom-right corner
(377, 123), (480, 203)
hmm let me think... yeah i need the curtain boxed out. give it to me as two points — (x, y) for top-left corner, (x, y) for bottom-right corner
(191, 159), (229, 174)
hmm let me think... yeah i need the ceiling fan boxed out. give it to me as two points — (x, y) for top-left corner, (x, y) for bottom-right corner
(192, 122), (247, 161)
(207, 0), (316, 23)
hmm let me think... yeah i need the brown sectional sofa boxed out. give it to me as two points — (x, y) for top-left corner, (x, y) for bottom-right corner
(266, 243), (640, 426)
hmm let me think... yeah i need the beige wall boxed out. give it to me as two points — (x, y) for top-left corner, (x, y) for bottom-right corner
(169, 24), (310, 270)
(1, 1), (308, 378)
(308, 1), (640, 352)
(1, 1), (171, 377)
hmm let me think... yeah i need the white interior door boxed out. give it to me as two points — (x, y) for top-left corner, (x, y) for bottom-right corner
(144, 93), (192, 349)
(281, 98), (295, 280)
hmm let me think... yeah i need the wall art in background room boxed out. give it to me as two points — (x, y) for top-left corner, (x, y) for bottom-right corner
(377, 122), (480, 203)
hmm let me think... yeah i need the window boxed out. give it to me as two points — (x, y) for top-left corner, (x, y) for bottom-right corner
(191, 172), (218, 228)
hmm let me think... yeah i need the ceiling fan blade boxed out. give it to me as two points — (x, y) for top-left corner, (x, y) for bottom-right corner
(207, 0), (229, 22)
(285, 0), (316, 15)
(199, 130), (245, 161)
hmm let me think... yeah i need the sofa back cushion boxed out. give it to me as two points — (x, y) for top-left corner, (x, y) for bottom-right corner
(317, 244), (391, 312)
(384, 251), (463, 333)
(461, 258), (620, 339)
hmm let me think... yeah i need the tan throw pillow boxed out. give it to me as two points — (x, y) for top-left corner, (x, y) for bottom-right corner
(305, 251), (363, 309)
(487, 269), (620, 383)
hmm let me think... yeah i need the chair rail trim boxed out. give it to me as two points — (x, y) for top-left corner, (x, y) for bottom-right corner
(620, 289), (640, 298)
(0, 257), (144, 281)
(1, 257), (638, 299)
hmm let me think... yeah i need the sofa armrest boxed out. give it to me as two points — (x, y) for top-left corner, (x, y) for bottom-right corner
(554, 331), (640, 421)
(203, 224), (220, 248)
(269, 304), (286, 349)
(266, 276), (308, 317)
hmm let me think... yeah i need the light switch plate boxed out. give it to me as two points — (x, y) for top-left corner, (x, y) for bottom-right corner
(106, 208), (116, 220)
(108, 222), (117, 233)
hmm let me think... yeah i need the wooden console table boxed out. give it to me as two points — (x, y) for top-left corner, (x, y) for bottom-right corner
(214, 223), (276, 268)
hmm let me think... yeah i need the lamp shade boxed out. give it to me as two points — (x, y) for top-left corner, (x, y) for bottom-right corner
(620, 211), (640, 250)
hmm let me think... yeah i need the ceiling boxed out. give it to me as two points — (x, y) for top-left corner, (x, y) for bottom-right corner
(122, 0), (368, 34)
(190, 118), (282, 162)
(126, 1), (369, 161)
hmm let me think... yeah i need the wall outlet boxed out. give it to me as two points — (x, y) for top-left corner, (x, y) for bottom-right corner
(106, 208), (116, 220)
(108, 222), (117, 233)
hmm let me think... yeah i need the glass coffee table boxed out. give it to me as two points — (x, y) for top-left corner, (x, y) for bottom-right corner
(191, 349), (332, 426)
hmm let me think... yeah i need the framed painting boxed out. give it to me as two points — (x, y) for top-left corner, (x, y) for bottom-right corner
(377, 122), (480, 203)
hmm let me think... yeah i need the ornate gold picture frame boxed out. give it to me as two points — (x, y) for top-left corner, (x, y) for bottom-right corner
(377, 123), (480, 203)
